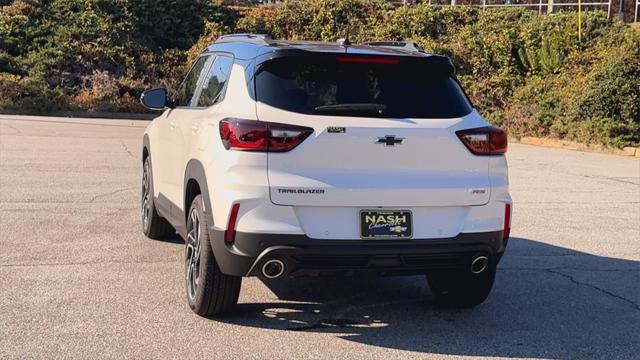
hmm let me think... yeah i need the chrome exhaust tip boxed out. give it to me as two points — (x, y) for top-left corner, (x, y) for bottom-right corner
(471, 255), (489, 274)
(261, 259), (285, 279)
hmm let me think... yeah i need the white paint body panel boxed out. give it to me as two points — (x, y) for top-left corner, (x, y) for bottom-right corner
(261, 105), (492, 207)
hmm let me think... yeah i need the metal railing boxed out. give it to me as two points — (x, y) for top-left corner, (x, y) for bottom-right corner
(424, 0), (612, 19)
(265, 0), (631, 21)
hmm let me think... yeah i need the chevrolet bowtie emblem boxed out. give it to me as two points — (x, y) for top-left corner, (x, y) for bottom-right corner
(390, 225), (408, 233)
(376, 135), (405, 146)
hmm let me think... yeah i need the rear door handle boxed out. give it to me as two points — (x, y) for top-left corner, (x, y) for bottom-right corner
(191, 124), (200, 133)
(169, 121), (176, 129)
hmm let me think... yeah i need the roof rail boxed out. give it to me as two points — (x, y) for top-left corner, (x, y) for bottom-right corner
(362, 41), (425, 53)
(216, 33), (273, 44)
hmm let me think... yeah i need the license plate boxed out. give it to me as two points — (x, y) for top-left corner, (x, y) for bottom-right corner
(360, 210), (412, 239)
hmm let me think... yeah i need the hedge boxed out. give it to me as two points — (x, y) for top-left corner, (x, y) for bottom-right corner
(1, 0), (638, 147)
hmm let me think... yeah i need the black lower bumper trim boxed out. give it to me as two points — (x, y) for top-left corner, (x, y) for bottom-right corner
(208, 229), (506, 277)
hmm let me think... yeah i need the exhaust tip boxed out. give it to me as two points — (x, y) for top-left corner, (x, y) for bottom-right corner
(471, 255), (489, 274)
(261, 259), (285, 279)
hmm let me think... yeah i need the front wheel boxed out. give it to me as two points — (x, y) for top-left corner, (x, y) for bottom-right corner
(185, 195), (241, 316)
(427, 264), (496, 308)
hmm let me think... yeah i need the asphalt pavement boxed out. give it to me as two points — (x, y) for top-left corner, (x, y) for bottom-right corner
(1, 115), (639, 359)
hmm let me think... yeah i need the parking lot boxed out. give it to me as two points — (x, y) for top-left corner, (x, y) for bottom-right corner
(1, 114), (639, 359)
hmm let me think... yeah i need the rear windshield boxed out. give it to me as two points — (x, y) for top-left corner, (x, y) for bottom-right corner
(255, 56), (473, 118)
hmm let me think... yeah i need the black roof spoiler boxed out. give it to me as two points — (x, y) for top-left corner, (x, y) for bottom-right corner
(210, 34), (453, 69)
(216, 34), (273, 45)
(215, 34), (425, 53)
(362, 41), (425, 53)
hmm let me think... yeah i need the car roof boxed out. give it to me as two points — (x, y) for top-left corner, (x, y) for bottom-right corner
(205, 34), (448, 63)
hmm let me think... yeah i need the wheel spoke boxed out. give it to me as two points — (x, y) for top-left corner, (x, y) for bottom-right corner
(186, 233), (197, 262)
(193, 261), (200, 287)
(190, 210), (197, 228)
(187, 262), (196, 297)
(185, 245), (193, 265)
(142, 171), (147, 189)
(191, 263), (198, 293)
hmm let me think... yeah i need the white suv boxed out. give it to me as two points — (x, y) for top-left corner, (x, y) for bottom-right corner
(140, 34), (512, 316)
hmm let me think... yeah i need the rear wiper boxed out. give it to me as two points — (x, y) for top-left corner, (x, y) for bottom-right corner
(314, 103), (387, 115)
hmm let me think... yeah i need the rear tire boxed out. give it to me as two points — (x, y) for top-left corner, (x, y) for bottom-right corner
(141, 156), (174, 239)
(185, 195), (241, 316)
(427, 264), (496, 308)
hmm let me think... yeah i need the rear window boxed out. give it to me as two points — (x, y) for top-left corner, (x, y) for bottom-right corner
(255, 56), (473, 119)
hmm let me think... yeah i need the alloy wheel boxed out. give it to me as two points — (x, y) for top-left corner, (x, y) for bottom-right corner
(185, 207), (201, 300)
(141, 160), (151, 231)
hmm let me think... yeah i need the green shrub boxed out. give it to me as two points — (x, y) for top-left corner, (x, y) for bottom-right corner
(518, 34), (566, 74)
(0, 0), (238, 113)
(237, 0), (391, 41)
(127, 0), (235, 50)
(537, 36), (563, 74)
(374, 4), (478, 41)
(564, 30), (640, 147)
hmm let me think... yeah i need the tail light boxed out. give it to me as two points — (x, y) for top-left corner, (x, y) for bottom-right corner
(456, 126), (507, 155)
(503, 203), (511, 241)
(219, 118), (313, 152)
(225, 203), (240, 244)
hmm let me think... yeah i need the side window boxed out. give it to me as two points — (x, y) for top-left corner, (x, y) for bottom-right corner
(196, 55), (234, 107)
(175, 56), (209, 107)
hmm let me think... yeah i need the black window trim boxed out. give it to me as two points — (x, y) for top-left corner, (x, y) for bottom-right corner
(452, 76), (475, 109)
(192, 52), (235, 109)
(174, 54), (213, 109)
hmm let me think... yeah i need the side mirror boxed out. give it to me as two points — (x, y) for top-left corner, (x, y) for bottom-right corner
(140, 88), (170, 110)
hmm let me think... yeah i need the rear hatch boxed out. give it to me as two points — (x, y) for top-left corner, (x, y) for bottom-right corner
(255, 54), (490, 208)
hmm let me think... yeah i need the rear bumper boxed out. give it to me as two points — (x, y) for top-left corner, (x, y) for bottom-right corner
(209, 229), (507, 277)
